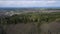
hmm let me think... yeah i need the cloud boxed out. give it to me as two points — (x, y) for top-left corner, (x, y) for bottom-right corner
(0, 1), (59, 7)
(0, 0), (60, 1)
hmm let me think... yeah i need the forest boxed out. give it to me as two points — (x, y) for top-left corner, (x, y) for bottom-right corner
(0, 11), (60, 34)
(0, 12), (60, 25)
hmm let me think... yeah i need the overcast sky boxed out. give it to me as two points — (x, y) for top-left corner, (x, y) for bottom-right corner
(0, 0), (60, 7)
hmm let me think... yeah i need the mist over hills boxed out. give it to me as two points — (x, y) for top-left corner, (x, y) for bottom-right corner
(0, 7), (60, 11)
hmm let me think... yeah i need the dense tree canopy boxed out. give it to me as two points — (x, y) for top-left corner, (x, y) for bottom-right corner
(0, 12), (60, 25)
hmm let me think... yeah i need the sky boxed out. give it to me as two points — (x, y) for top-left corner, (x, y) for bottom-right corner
(0, 0), (60, 7)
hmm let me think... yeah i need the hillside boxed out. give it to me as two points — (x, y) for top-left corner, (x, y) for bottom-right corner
(0, 8), (60, 34)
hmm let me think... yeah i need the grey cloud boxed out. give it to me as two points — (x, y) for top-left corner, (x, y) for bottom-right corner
(0, 0), (60, 1)
(0, 1), (60, 7)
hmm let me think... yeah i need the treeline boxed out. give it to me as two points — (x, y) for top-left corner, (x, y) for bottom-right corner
(0, 12), (60, 25)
